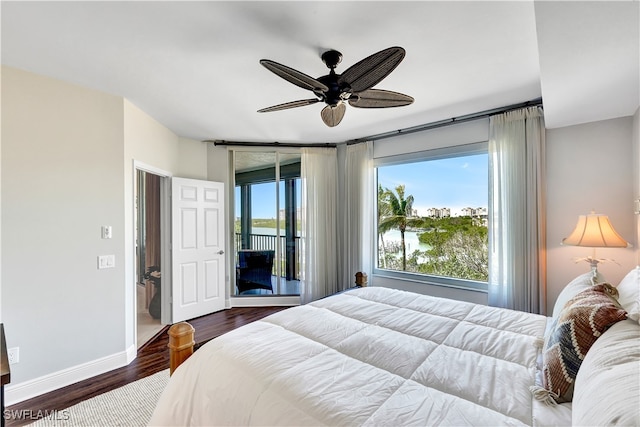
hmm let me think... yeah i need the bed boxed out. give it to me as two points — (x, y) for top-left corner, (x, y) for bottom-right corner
(149, 269), (640, 426)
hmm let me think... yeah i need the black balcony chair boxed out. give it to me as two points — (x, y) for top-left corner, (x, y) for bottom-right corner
(236, 250), (275, 294)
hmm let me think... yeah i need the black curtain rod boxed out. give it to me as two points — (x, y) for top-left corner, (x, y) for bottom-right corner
(205, 140), (338, 148)
(345, 98), (543, 145)
(204, 98), (542, 148)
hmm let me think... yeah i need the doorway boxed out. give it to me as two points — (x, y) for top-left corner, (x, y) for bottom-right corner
(233, 151), (302, 296)
(135, 169), (164, 348)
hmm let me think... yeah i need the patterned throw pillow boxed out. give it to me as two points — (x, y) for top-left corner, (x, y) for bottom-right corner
(541, 283), (627, 403)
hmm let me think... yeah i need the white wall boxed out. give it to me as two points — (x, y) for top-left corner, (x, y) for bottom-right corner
(546, 116), (636, 311)
(373, 118), (490, 159)
(373, 275), (488, 305)
(1, 67), (126, 397)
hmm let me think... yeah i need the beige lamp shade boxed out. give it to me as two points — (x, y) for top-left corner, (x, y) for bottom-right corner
(562, 212), (630, 248)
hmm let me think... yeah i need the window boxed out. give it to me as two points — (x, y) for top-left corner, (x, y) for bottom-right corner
(233, 151), (302, 296)
(374, 143), (488, 291)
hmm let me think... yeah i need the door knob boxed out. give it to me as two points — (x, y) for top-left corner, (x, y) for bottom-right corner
(217, 250), (224, 255)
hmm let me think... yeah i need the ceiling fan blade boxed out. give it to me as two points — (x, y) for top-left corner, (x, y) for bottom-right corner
(258, 98), (320, 113)
(260, 60), (329, 93)
(338, 47), (406, 93)
(320, 102), (346, 127)
(348, 89), (414, 108)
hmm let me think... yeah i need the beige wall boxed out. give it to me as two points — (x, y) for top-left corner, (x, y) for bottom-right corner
(633, 108), (640, 264)
(122, 101), (209, 351)
(0, 68), (212, 404)
(1, 66), (126, 390)
(546, 116), (636, 311)
(123, 101), (209, 180)
(0, 67), (3, 323)
(206, 143), (229, 183)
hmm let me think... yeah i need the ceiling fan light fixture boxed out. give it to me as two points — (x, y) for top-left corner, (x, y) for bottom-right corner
(321, 103), (346, 127)
(259, 46), (413, 127)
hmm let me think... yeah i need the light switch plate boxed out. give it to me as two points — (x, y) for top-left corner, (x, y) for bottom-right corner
(98, 255), (115, 269)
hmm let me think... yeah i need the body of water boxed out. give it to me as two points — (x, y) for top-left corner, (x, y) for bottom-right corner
(249, 227), (427, 252)
(380, 229), (429, 251)
(251, 227), (291, 236)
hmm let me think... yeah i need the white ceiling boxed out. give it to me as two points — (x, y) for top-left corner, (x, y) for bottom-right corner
(1, 1), (638, 144)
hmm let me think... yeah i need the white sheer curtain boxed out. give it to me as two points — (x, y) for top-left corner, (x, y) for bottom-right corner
(300, 147), (339, 303)
(337, 142), (374, 290)
(488, 106), (546, 314)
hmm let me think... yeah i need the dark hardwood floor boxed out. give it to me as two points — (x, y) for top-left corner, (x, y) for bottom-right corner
(4, 306), (287, 426)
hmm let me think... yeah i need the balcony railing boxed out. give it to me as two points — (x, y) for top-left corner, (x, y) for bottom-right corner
(234, 233), (301, 280)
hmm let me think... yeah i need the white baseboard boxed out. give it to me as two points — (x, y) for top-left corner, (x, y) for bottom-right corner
(5, 346), (137, 406)
(126, 343), (137, 364)
(230, 295), (300, 307)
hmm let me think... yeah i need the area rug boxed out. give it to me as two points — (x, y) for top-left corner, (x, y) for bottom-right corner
(29, 370), (169, 426)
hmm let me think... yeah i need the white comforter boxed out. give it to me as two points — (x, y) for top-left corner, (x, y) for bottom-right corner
(149, 287), (553, 426)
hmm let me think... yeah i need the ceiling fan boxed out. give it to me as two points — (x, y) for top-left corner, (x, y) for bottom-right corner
(258, 46), (414, 127)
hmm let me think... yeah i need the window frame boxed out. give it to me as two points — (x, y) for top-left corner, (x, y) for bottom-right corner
(373, 141), (489, 293)
(231, 148), (303, 297)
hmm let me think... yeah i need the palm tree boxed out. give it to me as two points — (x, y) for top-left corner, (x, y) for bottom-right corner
(378, 185), (422, 271)
(377, 184), (393, 268)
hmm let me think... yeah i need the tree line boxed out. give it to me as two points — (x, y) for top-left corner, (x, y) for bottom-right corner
(378, 184), (488, 282)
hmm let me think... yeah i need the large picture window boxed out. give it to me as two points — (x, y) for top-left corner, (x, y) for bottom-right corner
(375, 143), (488, 290)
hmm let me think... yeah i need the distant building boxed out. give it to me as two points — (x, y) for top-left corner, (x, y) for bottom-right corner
(424, 206), (486, 219)
(461, 207), (488, 217)
(279, 207), (303, 220)
(426, 207), (451, 218)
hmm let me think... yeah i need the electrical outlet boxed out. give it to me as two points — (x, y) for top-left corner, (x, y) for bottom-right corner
(101, 225), (112, 239)
(8, 347), (19, 364)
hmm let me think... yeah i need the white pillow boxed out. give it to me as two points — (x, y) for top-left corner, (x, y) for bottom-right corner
(616, 266), (640, 324)
(572, 319), (640, 426)
(552, 271), (605, 318)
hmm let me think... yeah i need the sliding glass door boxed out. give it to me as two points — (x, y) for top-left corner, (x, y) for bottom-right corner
(234, 151), (301, 296)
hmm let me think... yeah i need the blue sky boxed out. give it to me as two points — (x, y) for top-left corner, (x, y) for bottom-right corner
(238, 153), (488, 219)
(235, 181), (293, 220)
(378, 153), (488, 217)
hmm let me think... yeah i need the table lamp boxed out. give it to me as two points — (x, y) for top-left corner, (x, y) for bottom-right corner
(562, 211), (631, 281)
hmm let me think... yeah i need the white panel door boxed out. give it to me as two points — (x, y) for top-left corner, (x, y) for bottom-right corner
(171, 177), (225, 323)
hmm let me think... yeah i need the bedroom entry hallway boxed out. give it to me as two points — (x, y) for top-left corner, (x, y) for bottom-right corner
(135, 169), (164, 348)
(134, 164), (228, 347)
